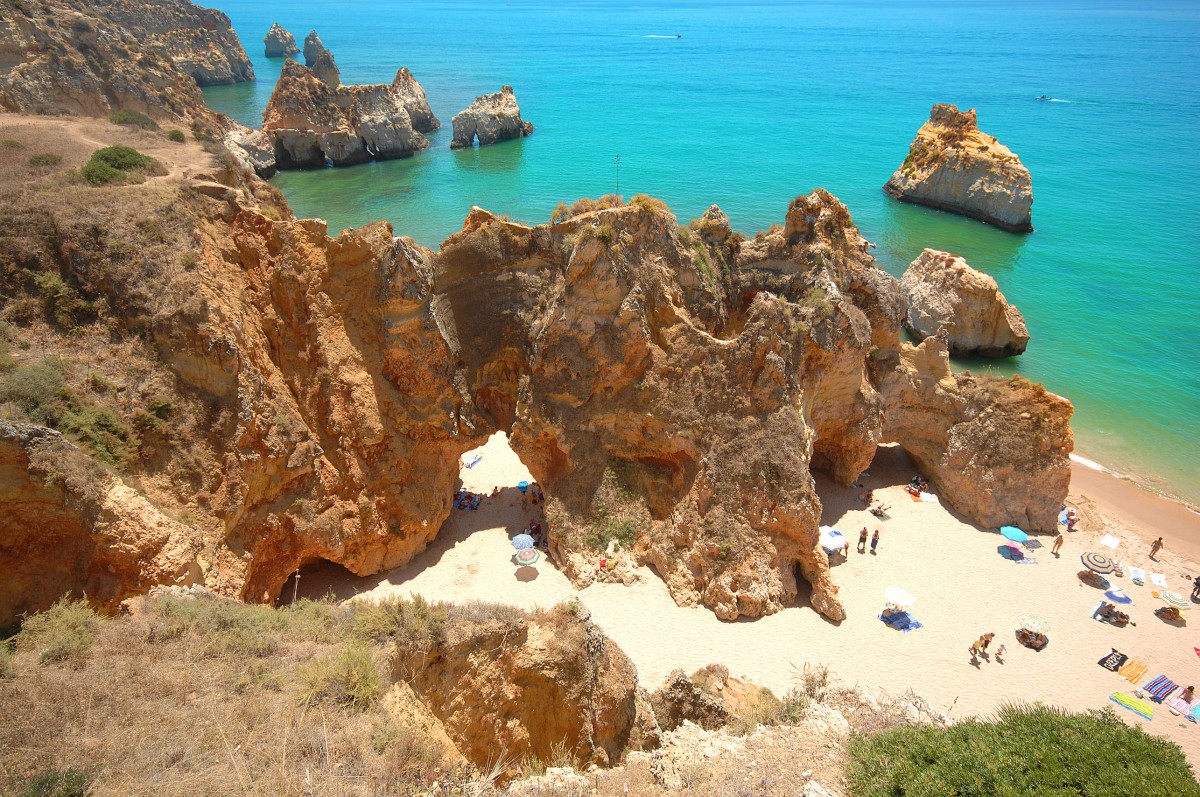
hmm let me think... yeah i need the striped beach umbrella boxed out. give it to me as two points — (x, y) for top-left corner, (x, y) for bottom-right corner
(1080, 552), (1116, 574)
(1018, 614), (1049, 634)
(515, 548), (541, 566)
(1160, 591), (1190, 610)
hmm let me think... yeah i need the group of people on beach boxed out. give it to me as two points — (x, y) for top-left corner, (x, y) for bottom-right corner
(857, 527), (881, 555)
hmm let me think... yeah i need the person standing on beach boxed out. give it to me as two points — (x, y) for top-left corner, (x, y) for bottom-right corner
(870, 529), (880, 555)
(858, 527), (869, 554)
(1150, 536), (1164, 560)
(1052, 533), (1064, 557)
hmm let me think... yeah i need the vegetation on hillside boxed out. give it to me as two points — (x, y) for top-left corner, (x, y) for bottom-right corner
(848, 703), (1200, 797)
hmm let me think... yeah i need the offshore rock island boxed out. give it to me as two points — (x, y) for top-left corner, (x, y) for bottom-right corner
(885, 104), (1034, 232)
(451, 85), (534, 148)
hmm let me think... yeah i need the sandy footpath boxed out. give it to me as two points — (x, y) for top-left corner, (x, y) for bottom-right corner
(297, 433), (1200, 768)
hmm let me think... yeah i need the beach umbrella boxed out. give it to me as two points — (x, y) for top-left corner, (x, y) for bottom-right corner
(819, 527), (845, 551)
(515, 548), (541, 566)
(1080, 552), (1116, 574)
(884, 587), (915, 607)
(1160, 591), (1190, 610)
(517, 481), (530, 493)
(1018, 614), (1049, 634)
(1000, 526), (1029, 543)
(1104, 589), (1133, 605)
(512, 533), (535, 550)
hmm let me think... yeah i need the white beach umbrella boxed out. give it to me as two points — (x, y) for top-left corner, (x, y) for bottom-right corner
(884, 587), (915, 607)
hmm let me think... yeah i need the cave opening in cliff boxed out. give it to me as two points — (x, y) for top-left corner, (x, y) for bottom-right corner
(276, 557), (363, 605)
(793, 562), (815, 610)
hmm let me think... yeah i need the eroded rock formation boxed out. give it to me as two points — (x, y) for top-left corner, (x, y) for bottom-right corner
(262, 59), (432, 166)
(901, 248), (1029, 356)
(0, 424), (200, 626)
(450, 85), (533, 148)
(391, 602), (643, 770)
(303, 30), (327, 67)
(264, 22), (299, 58)
(885, 104), (1033, 232)
(0, 0), (236, 128)
(880, 336), (1072, 531)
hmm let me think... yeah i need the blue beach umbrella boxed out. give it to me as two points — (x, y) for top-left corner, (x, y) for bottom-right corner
(512, 533), (535, 550)
(518, 481), (530, 493)
(1104, 589), (1133, 605)
(1000, 526), (1029, 544)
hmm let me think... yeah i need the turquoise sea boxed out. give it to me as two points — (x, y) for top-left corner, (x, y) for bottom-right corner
(202, 0), (1200, 505)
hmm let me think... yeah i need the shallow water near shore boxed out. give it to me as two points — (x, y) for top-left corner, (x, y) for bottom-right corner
(203, 0), (1200, 505)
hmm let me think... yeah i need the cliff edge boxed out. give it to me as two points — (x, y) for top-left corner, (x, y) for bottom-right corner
(884, 104), (1033, 233)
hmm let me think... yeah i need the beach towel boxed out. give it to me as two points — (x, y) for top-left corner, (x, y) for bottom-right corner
(1110, 692), (1155, 720)
(1167, 696), (1196, 714)
(920, 492), (939, 503)
(464, 454), (483, 468)
(1097, 650), (1128, 672)
(1150, 573), (1168, 588)
(1144, 675), (1179, 703)
(1118, 660), (1148, 684)
(1191, 704), (1200, 723)
(1100, 534), (1121, 549)
(879, 611), (922, 632)
(1129, 566), (1145, 585)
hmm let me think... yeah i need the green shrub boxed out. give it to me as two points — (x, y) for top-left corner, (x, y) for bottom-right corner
(3, 138), (24, 149)
(166, 129), (186, 143)
(351, 594), (447, 649)
(146, 595), (339, 655)
(57, 404), (134, 467)
(18, 598), (100, 665)
(35, 272), (94, 329)
(297, 644), (382, 711)
(594, 223), (615, 246)
(549, 201), (571, 223)
(0, 640), (12, 679)
(847, 703), (1200, 797)
(81, 158), (125, 186)
(0, 359), (68, 424)
(28, 153), (62, 168)
(587, 516), (636, 551)
(81, 146), (161, 186)
(108, 109), (158, 131)
(19, 768), (88, 797)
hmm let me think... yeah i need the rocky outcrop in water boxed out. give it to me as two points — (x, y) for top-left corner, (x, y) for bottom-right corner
(303, 30), (327, 66)
(450, 85), (533, 148)
(392, 67), (439, 133)
(901, 248), (1029, 356)
(261, 59), (431, 167)
(885, 104), (1033, 232)
(264, 22), (300, 58)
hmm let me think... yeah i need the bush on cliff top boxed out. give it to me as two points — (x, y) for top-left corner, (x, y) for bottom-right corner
(847, 703), (1200, 797)
(81, 146), (163, 186)
(108, 109), (158, 131)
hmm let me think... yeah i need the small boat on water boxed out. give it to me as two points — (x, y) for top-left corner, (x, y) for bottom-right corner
(1037, 95), (1054, 101)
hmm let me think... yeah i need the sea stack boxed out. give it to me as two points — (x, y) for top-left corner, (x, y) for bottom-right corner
(262, 59), (433, 167)
(264, 23), (300, 58)
(450, 86), (533, 148)
(885, 104), (1033, 232)
(303, 30), (328, 67)
(900, 248), (1029, 357)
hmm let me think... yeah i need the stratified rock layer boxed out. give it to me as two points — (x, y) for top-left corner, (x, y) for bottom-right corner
(262, 60), (433, 167)
(901, 248), (1029, 356)
(264, 22), (300, 58)
(885, 104), (1033, 232)
(450, 85), (533, 148)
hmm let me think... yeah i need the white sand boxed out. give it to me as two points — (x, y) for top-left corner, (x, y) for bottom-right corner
(299, 433), (1200, 766)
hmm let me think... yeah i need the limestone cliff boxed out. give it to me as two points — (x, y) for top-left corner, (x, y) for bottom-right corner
(91, 0), (253, 86)
(262, 59), (432, 167)
(264, 22), (299, 58)
(901, 248), (1029, 357)
(0, 0), (234, 128)
(450, 85), (533, 148)
(880, 336), (1072, 532)
(391, 602), (643, 772)
(392, 67), (440, 133)
(885, 104), (1033, 232)
(302, 29), (327, 67)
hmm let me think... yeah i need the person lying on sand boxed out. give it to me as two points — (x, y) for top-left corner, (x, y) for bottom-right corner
(869, 503), (890, 518)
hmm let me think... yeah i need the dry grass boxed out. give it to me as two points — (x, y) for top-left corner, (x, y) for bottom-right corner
(0, 594), (485, 796)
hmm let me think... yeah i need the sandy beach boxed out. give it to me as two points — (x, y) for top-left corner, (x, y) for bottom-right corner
(295, 433), (1200, 768)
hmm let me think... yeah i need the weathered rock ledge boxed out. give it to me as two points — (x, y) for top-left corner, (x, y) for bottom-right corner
(261, 58), (438, 167)
(264, 22), (300, 58)
(450, 85), (533, 148)
(884, 104), (1033, 232)
(901, 248), (1029, 357)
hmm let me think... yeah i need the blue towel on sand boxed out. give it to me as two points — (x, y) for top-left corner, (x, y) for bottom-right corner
(879, 612), (923, 632)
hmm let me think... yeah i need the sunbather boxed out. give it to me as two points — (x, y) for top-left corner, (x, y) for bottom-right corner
(869, 502), (890, 518)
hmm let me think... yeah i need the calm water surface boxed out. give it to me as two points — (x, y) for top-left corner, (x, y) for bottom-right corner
(202, 0), (1200, 504)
